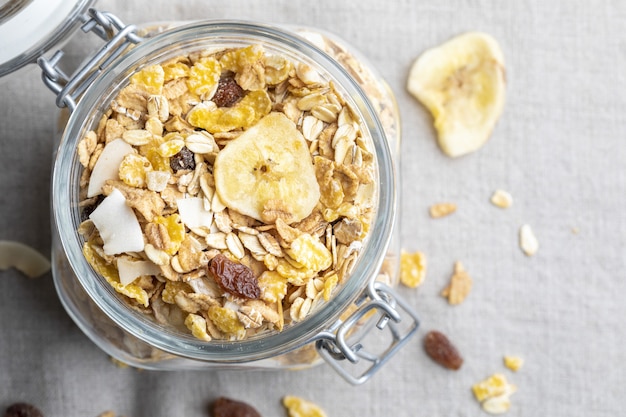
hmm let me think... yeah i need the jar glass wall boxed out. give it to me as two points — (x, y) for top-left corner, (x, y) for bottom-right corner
(51, 20), (407, 375)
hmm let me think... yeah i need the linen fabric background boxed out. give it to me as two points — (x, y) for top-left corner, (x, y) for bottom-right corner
(1, 1), (624, 416)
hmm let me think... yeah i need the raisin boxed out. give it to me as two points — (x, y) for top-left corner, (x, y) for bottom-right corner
(170, 146), (196, 172)
(81, 194), (105, 222)
(423, 330), (463, 370)
(212, 397), (262, 417)
(213, 76), (244, 108)
(208, 254), (261, 299)
(4, 403), (44, 417)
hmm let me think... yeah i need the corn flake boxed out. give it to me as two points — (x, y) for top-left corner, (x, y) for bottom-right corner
(400, 250), (427, 288)
(184, 313), (212, 341)
(130, 64), (165, 95)
(503, 355), (524, 372)
(286, 233), (332, 272)
(472, 373), (510, 402)
(186, 57), (221, 96)
(208, 305), (245, 334)
(441, 261), (472, 305)
(282, 396), (327, 417)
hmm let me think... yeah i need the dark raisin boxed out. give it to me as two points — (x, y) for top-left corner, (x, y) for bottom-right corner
(170, 146), (196, 172)
(212, 77), (244, 108)
(208, 254), (261, 299)
(4, 403), (44, 417)
(423, 330), (463, 370)
(212, 397), (262, 417)
(81, 194), (105, 222)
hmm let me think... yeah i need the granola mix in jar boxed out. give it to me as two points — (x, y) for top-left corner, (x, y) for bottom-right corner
(43, 17), (417, 383)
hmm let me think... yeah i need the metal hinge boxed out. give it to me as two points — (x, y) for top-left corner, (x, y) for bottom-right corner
(37, 8), (143, 111)
(315, 281), (420, 385)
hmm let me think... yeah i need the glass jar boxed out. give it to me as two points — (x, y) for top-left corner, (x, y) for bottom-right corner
(5, 6), (418, 384)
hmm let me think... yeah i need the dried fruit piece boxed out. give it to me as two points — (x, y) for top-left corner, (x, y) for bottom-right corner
(519, 224), (539, 256)
(213, 112), (320, 223)
(400, 249), (427, 288)
(407, 32), (506, 157)
(429, 202), (457, 218)
(490, 189), (513, 208)
(503, 355), (524, 372)
(208, 253), (261, 299)
(170, 146), (196, 172)
(213, 76), (245, 107)
(4, 403), (44, 417)
(282, 396), (327, 417)
(441, 261), (473, 305)
(0, 241), (51, 278)
(212, 397), (262, 417)
(423, 330), (463, 370)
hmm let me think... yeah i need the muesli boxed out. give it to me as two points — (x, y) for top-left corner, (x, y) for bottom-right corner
(77, 45), (377, 341)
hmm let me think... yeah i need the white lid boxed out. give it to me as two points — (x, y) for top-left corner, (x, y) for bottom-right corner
(0, 0), (94, 76)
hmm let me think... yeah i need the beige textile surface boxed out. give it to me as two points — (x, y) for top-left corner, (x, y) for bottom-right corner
(0, 0), (625, 416)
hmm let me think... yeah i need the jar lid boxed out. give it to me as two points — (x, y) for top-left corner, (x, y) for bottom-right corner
(0, 0), (95, 77)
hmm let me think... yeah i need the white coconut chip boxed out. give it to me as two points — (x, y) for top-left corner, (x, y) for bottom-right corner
(0, 240), (51, 278)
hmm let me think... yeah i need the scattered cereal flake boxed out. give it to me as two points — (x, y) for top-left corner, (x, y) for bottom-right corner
(400, 249), (427, 288)
(0, 240), (51, 278)
(519, 224), (539, 256)
(503, 355), (524, 372)
(441, 261), (472, 305)
(472, 373), (510, 402)
(490, 189), (513, 208)
(481, 393), (512, 415)
(282, 395), (328, 417)
(429, 202), (457, 218)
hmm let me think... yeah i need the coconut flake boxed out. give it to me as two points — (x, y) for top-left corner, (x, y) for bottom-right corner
(87, 138), (135, 197)
(89, 188), (144, 255)
(0, 240), (51, 278)
(177, 197), (214, 229)
(117, 257), (161, 286)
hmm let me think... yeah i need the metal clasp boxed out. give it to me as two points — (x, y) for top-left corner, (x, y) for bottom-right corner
(37, 8), (143, 111)
(315, 280), (420, 385)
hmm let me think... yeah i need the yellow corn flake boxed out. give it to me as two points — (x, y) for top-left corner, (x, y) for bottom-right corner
(400, 250), (427, 288)
(258, 270), (288, 303)
(219, 45), (264, 73)
(154, 214), (186, 255)
(286, 233), (332, 272)
(276, 259), (316, 286)
(208, 305), (245, 334)
(503, 356), (524, 372)
(162, 62), (190, 82)
(130, 64), (165, 95)
(162, 281), (191, 304)
(184, 313), (212, 341)
(322, 273), (338, 301)
(119, 153), (152, 188)
(282, 396), (327, 417)
(429, 202), (457, 218)
(472, 373), (510, 403)
(139, 136), (170, 172)
(186, 57), (221, 96)
(82, 243), (149, 307)
(187, 90), (271, 133)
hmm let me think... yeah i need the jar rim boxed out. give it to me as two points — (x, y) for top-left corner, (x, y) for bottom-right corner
(52, 20), (397, 362)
